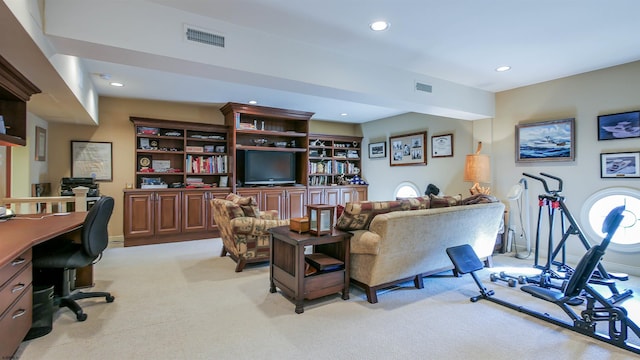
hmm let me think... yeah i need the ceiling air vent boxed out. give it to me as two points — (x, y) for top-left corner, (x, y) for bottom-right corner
(415, 82), (433, 93)
(186, 27), (225, 48)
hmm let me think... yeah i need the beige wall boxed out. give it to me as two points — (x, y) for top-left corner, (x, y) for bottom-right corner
(47, 97), (223, 239)
(359, 112), (477, 200)
(493, 61), (640, 275)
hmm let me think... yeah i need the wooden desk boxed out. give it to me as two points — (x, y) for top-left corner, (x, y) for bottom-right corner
(0, 212), (86, 359)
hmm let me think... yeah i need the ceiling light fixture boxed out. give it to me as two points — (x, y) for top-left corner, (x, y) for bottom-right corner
(495, 66), (511, 72)
(248, 100), (258, 104)
(340, 113), (348, 116)
(369, 20), (390, 31)
(109, 82), (124, 87)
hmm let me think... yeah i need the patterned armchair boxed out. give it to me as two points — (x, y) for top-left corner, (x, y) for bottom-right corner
(211, 194), (289, 272)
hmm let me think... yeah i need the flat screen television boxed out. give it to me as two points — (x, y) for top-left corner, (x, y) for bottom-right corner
(242, 150), (296, 185)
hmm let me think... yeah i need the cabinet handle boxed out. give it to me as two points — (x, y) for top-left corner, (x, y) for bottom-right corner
(12, 283), (26, 293)
(11, 258), (26, 266)
(12, 309), (27, 319)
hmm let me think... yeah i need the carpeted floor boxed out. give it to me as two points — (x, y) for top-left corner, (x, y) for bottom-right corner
(16, 238), (640, 359)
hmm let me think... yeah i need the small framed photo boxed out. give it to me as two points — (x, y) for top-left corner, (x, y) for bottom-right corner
(389, 131), (427, 166)
(515, 118), (575, 163)
(597, 110), (640, 141)
(600, 152), (639, 178)
(219, 175), (229, 187)
(431, 134), (453, 158)
(215, 145), (225, 153)
(368, 141), (386, 159)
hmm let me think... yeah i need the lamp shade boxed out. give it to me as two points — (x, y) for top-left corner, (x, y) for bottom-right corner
(464, 154), (491, 183)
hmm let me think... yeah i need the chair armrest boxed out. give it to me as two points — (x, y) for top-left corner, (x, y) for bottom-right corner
(350, 230), (381, 255)
(231, 217), (290, 236)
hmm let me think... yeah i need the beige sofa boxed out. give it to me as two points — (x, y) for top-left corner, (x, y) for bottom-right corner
(336, 196), (505, 303)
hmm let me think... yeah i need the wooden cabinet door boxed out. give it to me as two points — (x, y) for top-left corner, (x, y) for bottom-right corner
(261, 189), (285, 216)
(123, 192), (154, 238)
(325, 188), (340, 206)
(155, 191), (181, 235)
(355, 186), (368, 202)
(182, 191), (207, 232)
(308, 188), (324, 205)
(287, 189), (306, 218)
(339, 188), (356, 205)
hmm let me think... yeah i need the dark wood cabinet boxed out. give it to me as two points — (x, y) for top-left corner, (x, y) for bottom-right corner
(237, 187), (307, 219)
(182, 189), (228, 233)
(0, 249), (32, 359)
(0, 55), (41, 146)
(130, 117), (230, 189)
(123, 190), (182, 246)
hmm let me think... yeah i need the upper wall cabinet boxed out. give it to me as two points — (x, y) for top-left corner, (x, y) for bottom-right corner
(0, 55), (41, 146)
(220, 102), (314, 187)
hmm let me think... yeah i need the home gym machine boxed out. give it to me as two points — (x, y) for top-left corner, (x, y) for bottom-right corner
(521, 172), (632, 304)
(446, 205), (640, 355)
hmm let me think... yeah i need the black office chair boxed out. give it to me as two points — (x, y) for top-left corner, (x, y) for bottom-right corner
(33, 196), (115, 321)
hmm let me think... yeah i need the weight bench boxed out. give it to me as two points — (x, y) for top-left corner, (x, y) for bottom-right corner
(446, 205), (640, 355)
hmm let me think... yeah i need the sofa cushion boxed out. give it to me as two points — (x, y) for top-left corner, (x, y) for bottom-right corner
(226, 193), (261, 218)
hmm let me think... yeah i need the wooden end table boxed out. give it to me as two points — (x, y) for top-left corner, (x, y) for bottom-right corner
(268, 226), (351, 314)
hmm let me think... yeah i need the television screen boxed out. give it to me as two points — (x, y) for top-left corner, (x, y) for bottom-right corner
(243, 150), (296, 185)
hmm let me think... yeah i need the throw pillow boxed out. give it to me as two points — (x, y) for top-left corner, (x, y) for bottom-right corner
(226, 193), (261, 218)
(429, 194), (462, 208)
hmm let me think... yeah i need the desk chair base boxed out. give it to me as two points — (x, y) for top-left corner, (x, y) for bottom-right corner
(446, 244), (640, 356)
(36, 267), (115, 322)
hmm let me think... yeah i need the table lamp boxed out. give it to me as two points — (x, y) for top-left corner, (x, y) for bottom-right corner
(463, 142), (491, 195)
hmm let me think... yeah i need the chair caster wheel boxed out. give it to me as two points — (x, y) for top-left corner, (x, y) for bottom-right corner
(106, 295), (115, 303)
(508, 279), (517, 287)
(77, 313), (88, 321)
(490, 273), (499, 282)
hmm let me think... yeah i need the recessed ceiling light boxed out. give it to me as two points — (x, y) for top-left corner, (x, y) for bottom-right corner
(109, 82), (124, 87)
(340, 113), (348, 117)
(369, 20), (390, 31)
(495, 66), (511, 72)
(248, 100), (258, 105)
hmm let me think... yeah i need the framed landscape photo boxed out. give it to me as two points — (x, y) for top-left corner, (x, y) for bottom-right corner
(389, 131), (427, 166)
(368, 141), (386, 158)
(600, 151), (640, 178)
(515, 118), (575, 163)
(597, 110), (640, 141)
(71, 141), (113, 181)
(431, 133), (453, 158)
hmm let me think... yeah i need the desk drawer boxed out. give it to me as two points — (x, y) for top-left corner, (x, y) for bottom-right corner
(0, 263), (32, 315)
(0, 285), (32, 359)
(0, 249), (32, 288)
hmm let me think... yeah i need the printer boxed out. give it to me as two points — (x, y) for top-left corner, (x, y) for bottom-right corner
(60, 177), (100, 197)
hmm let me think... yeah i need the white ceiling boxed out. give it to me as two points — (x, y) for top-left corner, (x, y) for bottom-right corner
(6, 0), (640, 125)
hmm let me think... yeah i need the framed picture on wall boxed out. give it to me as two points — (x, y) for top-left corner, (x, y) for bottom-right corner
(600, 151), (639, 178)
(71, 141), (113, 181)
(368, 141), (386, 158)
(431, 133), (453, 158)
(597, 110), (640, 140)
(389, 131), (427, 166)
(515, 118), (575, 163)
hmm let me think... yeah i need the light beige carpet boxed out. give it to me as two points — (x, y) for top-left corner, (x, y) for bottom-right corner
(16, 239), (640, 360)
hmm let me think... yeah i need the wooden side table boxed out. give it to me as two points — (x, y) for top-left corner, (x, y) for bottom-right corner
(268, 226), (351, 314)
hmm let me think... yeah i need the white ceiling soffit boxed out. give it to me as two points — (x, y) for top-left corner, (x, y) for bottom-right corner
(8, 0), (640, 124)
(41, 0), (494, 122)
